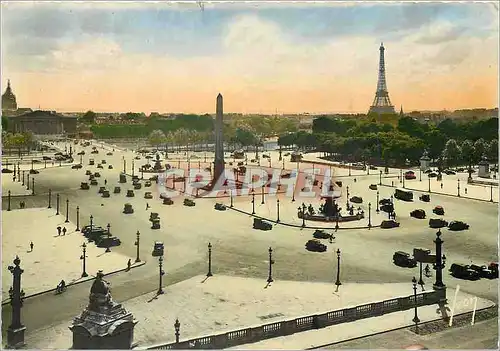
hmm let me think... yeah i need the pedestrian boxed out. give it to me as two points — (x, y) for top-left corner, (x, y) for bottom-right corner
(465, 188), (468, 195)
(62, 227), (67, 236)
(354, 178), (357, 183)
(440, 183), (443, 189)
(104, 179), (107, 185)
(57, 226), (62, 236)
(146, 203), (150, 210)
(29, 241), (34, 252)
(127, 259), (132, 271)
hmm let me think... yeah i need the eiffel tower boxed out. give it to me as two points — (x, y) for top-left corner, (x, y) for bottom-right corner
(368, 43), (395, 115)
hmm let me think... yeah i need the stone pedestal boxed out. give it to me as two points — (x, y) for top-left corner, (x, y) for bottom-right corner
(6, 325), (26, 349)
(419, 150), (430, 172)
(478, 156), (490, 178)
(70, 271), (137, 349)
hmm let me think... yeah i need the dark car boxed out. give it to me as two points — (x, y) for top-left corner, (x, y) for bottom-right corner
(72, 164), (83, 169)
(428, 172), (438, 178)
(381, 220), (400, 229)
(86, 228), (108, 242)
(163, 197), (174, 205)
(133, 183), (142, 190)
(305, 239), (327, 253)
(82, 225), (105, 236)
(419, 194), (430, 202)
(393, 251), (417, 268)
(350, 196), (363, 204)
(90, 179), (98, 186)
(253, 218), (272, 231)
(94, 172), (101, 178)
(379, 198), (391, 205)
(145, 180), (152, 187)
(85, 170), (92, 175)
(469, 264), (496, 279)
(313, 229), (333, 240)
(43, 156), (52, 160)
(135, 156), (141, 160)
(433, 206), (445, 215)
(106, 152), (113, 156)
(144, 192), (153, 199)
(429, 218), (448, 229)
(369, 184), (378, 190)
(96, 236), (121, 248)
(183, 198), (196, 207)
(108, 165), (113, 169)
(97, 164), (103, 169)
(449, 263), (480, 280)
(410, 209), (426, 219)
(443, 169), (456, 175)
(380, 203), (394, 213)
(214, 203), (227, 211)
(114, 186), (121, 194)
(405, 171), (416, 180)
(152, 242), (164, 257)
(80, 182), (90, 190)
(448, 221), (469, 231)
(126, 190), (135, 197)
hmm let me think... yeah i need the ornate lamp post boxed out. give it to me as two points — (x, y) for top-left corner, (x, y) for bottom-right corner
(282, 158), (285, 170)
(419, 168), (422, 181)
(261, 186), (265, 204)
(90, 214), (94, 229)
(335, 248), (341, 288)
(335, 212), (340, 232)
(207, 242), (213, 277)
(26, 173), (30, 190)
(276, 199), (280, 223)
(80, 243), (88, 277)
(7, 256), (26, 349)
(76, 206), (80, 231)
(157, 255), (165, 295)
(252, 193), (256, 215)
(291, 181), (296, 202)
(174, 318), (181, 344)
(134, 231), (141, 263)
(7, 190), (11, 211)
(31, 178), (35, 195)
(346, 186), (350, 209)
(80, 154), (83, 165)
(48, 189), (52, 208)
(412, 276), (420, 332)
(490, 185), (494, 202)
(348, 164), (351, 177)
(56, 193), (60, 215)
(132, 159), (135, 177)
(123, 157), (126, 174)
(376, 191), (380, 213)
(428, 176), (431, 193)
(402, 173), (406, 188)
(22, 170), (25, 186)
(267, 247), (275, 283)
(433, 230), (446, 292)
(457, 179), (460, 197)
(301, 203), (307, 227)
(65, 199), (70, 223)
(379, 170), (382, 185)
(368, 202), (372, 228)
(230, 189), (234, 208)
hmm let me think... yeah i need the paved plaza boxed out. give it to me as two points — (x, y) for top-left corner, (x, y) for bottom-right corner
(22, 275), (494, 349)
(2, 139), (498, 348)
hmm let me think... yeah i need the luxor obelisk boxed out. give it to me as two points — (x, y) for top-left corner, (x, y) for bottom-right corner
(213, 93), (225, 188)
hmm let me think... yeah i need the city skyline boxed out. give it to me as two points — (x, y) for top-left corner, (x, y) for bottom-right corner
(1, 1), (498, 114)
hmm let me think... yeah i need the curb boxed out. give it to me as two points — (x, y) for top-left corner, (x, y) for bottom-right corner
(226, 206), (380, 231)
(379, 184), (498, 204)
(1, 261), (147, 306)
(306, 305), (497, 349)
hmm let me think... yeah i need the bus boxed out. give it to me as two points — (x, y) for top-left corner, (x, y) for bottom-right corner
(394, 188), (413, 201)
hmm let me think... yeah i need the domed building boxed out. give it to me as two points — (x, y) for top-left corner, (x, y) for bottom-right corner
(2, 79), (18, 112)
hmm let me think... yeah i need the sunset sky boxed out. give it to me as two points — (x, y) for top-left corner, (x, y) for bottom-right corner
(1, 1), (498, 114)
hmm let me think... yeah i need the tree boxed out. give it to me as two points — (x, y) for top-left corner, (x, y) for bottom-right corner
(442, 139), (461, 168)
(487, 139), (498, 164)
(460, 140), (475, 178)
(2, 115), (8, 131)
(473, 138), (486, 164)
(148, 129), (166, 150)
(81, 110), (96, 123)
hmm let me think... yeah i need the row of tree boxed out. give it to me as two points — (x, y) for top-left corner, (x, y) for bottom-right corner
(2, 131), (35, 156)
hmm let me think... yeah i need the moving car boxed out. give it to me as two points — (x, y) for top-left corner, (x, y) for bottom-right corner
(350, 196), (363, 204)
(305, 239), (327, 253)
(94, 172), (101, 178)
(419, 194), (430, 202)
(380, 203), (394, 213)
(253, 218), (272, 231)
(433, 206), (445, 215)
(428, 172), (438, 178)
(80, 182), (90, 190)
(85, 170), (92, 176)
(448, 221), (469, 231)
(163, 197), (174, 205)
(183, 198), (196, 207)
(393, 251), (417, 268)
(394, 188), (413, 201)
(404, 171), (416, 180)
(449, 263), (480, 280)
(90, 179), (98, 186)
(469, 264), (496, 279)
(144, 192), (153, 199)
(443, 169), (456, 175)
(106, 152), (113, 156)
(214, 203), (227, 211)
(43, 156), (52, 160)
(313, 229), (332, 240)
(89, 159), (95, 165)
(152, 242), (164, 257)
(369, 184), (378, 190)
(410, 209), (426, 219)
(429, 218), (448, 229)
(381, 220), (400, 229)
(113, 186), (121, 194)
(96, 236), (121, 248)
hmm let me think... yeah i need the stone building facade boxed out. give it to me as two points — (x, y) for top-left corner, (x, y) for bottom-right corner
(7, 110), (78, 135)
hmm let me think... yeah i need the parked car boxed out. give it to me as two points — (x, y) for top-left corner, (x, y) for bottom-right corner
(428, 172), (438, 178)
(108, 165), (113, 169)
(89, 159), (95, 165)
(80, 182), (90, 190)
(448, 221), (469, 231)
(90, 179), (98, 186)
(113, 186), (121, 194)
(393, 251), (417, 268)
(85, 170), (92, 176)
(133, 183), (142, 190)
(379, 198), (392, 205)
(97, 164), (103, 169)
(380, 203), (394, 213)
(102, 190), (110, 198)
(469, 264), (496, 279)
(313, 230), (333, 240)
(145, 180), (152, 187)
(106, 152), (113, 156)
(433, 206), (445, 215)
(98, 186), (106, 194)
(135, 156), (141, 160)
(449, 263), (480, 280)
(369, 184), (378, 190)
(305, 239), (327, 252)
(443, 169), (456, 175)
(43, 156), (52, 160)
(152, 242), (164, 257)
(95, 236), (121, 248)
(214, 203), (226, 211)
(429, 218), (448, 229)
(405, 171), (416, 180)
(253, 218), (272, 231)
(369, 165), (377, 170)
(144, 192), (153, 199)
(94, 172), (101, 178)
(163, 197), (174, 205)
(126, 190), (135, 197)
(381, 220), (400, 229)
(82, 225), (106, 237)
(350, 196), (363, 204)
(410, 209), (426, 219)
(419, 194), (430, 202)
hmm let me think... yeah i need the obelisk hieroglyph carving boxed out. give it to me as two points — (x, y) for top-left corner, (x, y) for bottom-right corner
(213, 93), (225, 186)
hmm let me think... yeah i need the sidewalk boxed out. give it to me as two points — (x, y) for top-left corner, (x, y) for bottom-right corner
(23, 275), (494, 349)
(2, 208), (136, 299)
